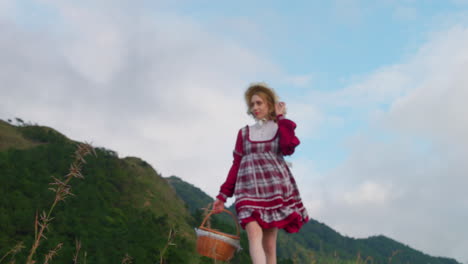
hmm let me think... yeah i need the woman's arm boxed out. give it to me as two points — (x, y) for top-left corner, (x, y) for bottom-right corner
(216, 129), (243, 203)
(277, 114), (300, 156)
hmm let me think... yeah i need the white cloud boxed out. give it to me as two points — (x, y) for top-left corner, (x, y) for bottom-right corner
(342, 181), (393, 206)
(299, 25), (468, 261)
(0, 1), (277, 199)
(286, 102), (323, 140)
(284, 74), (314, 88)
(0, 1), (11, 16)
(289, 158), (325, 216)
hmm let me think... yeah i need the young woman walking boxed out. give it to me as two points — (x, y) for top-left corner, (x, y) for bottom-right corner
(213, 83), (309, 264)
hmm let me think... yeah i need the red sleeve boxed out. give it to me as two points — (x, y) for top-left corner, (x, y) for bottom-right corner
(216, 129), (243, 202)
(277, 115), (300, 156)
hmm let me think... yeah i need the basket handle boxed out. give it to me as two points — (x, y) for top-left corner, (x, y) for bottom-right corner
(200, 209), (240, 237)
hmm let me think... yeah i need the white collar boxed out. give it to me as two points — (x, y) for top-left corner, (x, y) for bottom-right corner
(256, 118), (269, 126)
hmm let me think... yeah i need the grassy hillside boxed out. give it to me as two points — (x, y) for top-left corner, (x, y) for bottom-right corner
(0, 120), (210, 263)
(166, 176), (213, 214)
(1, 119), (460, 264)
(0, 119), (39, 150)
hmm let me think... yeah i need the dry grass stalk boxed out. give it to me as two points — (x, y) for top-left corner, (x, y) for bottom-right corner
(121, 253), (133, 264)
(308, 251), (317, 264)
(25, 143), (95, 264)
(356, 251), (362, 264)
(43, 243), (63, 264)
(333, 250), (339, 264)
(73, 239), (81, 264)
(34, 212), (38, 247)
(0, 242), (25, 263)
(292, 253), (298, 264)
(354, 252), (374, 264)
(159, 226), (177, 264)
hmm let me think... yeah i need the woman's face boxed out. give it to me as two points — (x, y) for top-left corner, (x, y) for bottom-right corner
(250, 94), (269, 120)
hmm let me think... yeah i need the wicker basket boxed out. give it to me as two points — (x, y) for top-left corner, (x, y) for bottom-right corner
(195, 209), (241, 261)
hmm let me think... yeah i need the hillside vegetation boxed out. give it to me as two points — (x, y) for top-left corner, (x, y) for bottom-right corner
(166, 175), (460, 264)
(0, 119), (461, 264)
(0, 120), (208, 263)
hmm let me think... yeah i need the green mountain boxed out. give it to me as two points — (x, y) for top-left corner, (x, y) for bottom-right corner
(166, 177), (460, 264)
(0, 119), (461, 264)
(0, 120), (210, 263)
(166, 176), (213, 214)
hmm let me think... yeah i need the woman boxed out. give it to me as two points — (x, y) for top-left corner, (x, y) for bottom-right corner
(213, 83), (309, 264)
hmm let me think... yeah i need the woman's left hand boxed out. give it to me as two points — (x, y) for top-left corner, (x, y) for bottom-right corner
(212, 199), (225, 214)
(276, 101), (286, 116)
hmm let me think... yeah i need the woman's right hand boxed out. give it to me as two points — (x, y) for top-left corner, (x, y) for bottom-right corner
(275, 101), (287, 116)
(212, 199), (225, 214)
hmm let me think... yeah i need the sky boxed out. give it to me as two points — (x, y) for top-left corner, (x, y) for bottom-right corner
(1, 0), (468, 262)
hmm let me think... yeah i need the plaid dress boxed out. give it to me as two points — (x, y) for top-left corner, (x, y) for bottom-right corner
(234, 125), (309, 233)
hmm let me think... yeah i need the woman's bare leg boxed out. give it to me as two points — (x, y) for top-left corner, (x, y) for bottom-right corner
(262, 227), (278, 264)
(246, 221), (266, 264)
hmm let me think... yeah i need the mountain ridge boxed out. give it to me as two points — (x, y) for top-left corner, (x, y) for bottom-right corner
(0, 119), (206, 263)
(0, 119), (461, 264)
(166, 176), (460, 264)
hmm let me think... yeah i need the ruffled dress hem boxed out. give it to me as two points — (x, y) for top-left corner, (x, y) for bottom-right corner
(239, 210), (309, 233)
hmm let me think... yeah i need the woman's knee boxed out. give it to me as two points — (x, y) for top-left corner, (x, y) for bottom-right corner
(246, 221), (263, 241)
(263, 240), (276, 254)
(262, 228), (278, 254)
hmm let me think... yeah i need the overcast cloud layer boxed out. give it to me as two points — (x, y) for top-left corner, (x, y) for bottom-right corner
(294, 26), (468, 261)
(1, 1), (467, 263)
(0, 0), (280, 193)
